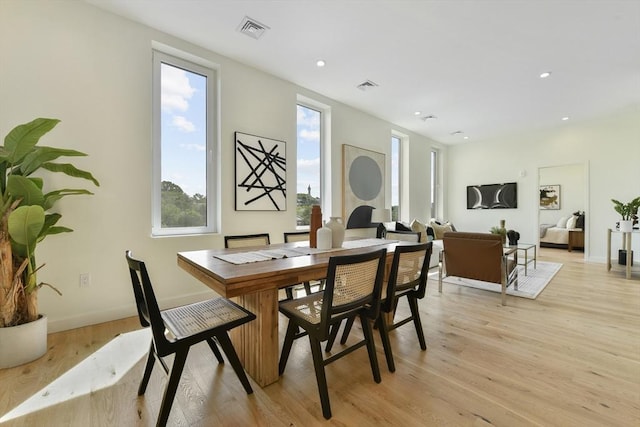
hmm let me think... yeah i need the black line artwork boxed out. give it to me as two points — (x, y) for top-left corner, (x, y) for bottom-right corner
(235, 132), (286, 211)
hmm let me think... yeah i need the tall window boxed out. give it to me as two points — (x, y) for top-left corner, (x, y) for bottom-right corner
(391, 135), (401, 221)
(296, 104), (321, 227)
(430, 149), (438, 219)
(152, 51), (216, 236)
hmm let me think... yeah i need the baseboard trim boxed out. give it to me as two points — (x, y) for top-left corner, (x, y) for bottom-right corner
(47, 290), (215, 333)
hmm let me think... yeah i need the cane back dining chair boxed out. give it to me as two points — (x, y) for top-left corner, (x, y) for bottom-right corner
(224, 232), (271, 248)
(125, 250), (256, 427)
(278, 248), (387, 419)
(327, 242), (433, 372)
(385, 230), (422, 242)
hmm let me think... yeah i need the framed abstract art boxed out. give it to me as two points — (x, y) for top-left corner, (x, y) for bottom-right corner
(342, 144), (385, 222)
(235, 132), (286, 211)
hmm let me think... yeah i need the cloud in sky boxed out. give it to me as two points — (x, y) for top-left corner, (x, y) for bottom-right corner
(172, 115), (195, 132)
(179, 142), (206, 151)
(161, 64), (196, 113)
(299, 128), (319, 140)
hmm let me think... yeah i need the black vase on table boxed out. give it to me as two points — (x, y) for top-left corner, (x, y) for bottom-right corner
(507, 229), (520, 246)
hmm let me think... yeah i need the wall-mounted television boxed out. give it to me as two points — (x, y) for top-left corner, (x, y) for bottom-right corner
(466, 182), (517, 209)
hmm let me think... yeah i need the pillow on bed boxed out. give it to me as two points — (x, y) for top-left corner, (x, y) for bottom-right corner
(556, 216), (569, 228)
(566, 215), (578, 229)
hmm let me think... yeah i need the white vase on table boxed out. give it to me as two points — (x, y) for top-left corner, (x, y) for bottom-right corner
(326, 217), (345, 248)
(317, 221), (333, 250)
(619, 220), (633, 233)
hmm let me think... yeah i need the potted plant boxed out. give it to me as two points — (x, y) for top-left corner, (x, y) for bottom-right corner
(611, 196), (640, 266)
(0, 118), (99, 367)
(611, 197), (640, 232)
(490, 225), (507, 245)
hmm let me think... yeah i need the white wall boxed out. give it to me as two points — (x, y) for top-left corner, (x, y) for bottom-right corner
(446, 106), (640, 264)
(0, 1), (442, 332)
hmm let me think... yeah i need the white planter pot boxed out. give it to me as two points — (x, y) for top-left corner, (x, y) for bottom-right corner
(619, 220), (633, 233)
(0, 314), (48, 369)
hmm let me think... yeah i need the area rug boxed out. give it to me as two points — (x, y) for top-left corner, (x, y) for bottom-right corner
(432, 261), (562, 299)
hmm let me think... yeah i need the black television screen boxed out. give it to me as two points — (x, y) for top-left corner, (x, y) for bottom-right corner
(467, 182), (517, 209)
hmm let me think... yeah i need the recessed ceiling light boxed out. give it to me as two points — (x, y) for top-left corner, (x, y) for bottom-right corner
(316, 59), (326, 67)
(562, 116), (569, 121)
(463, 136), (469, 140)
(414, 111), (421, 116)
(540, 71), (552, 79)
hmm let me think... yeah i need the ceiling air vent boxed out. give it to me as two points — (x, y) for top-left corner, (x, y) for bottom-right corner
(237, 16), (269, 39)
(356, 80), (379, 91)
(421, 115), (437, 122)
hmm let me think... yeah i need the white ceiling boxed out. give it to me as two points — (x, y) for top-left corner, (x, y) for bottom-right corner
(85, 0), (640, 144)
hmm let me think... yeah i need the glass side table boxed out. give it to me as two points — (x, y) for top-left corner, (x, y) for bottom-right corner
(506, 243), (536, 275)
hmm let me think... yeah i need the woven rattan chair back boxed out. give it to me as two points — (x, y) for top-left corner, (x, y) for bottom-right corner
(224, 233), (270, 248)
(283, 231), (310, 243)
(385, 230), (421, 243)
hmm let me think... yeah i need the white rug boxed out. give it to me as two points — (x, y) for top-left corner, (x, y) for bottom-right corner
(433, 261), (562, 299)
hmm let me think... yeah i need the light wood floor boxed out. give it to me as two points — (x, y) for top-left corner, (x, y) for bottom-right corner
(1, 249), (638, 426)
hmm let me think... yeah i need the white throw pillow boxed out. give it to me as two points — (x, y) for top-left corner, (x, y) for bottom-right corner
(556, 216), (568, 228)
(566, 215), (578, 229)
(410, 219), (428, 243)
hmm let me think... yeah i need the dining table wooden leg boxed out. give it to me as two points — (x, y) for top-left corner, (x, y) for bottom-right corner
(230, 287), (279, 387)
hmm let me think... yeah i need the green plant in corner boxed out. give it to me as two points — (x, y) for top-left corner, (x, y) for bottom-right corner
(0, 118), (99, 327)
(489, 226), (507, 236)
(611, 197), (640, 222)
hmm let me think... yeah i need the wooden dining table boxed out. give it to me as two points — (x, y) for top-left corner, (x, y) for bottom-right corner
(177, 238), (409, 387)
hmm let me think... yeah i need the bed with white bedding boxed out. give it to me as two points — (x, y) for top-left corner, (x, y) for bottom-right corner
(540, 212), (585, 248)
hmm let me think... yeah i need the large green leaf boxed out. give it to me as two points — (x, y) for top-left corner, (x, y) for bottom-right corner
(41, 162), (100, 186)
(8, 205), (45, 247)
(20, 146), (88, 176)
(43, 188), (94, 210)
(4, 118), (60, 164)
(6, 175), (45, 207)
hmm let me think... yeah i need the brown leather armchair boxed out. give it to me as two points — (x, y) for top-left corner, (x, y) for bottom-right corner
(438, 232), (518, 305)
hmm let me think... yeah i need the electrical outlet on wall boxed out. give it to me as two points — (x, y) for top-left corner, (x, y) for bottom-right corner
(79, 273), (91, 288)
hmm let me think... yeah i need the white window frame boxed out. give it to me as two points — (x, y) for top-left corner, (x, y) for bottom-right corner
(152, 49), (218, 236)
(296, 95), (330, 229)
(430, 148), (439, 220)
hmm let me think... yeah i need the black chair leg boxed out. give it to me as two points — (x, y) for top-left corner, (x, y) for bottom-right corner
(339, 316), (356, 345)
(279, 320), (298, 375)
(285, 286), (294, 300)
(325, 322), (341, 352)
(206, 337), (224, 364)
(303, 281), (312, 295)
(309, 335), (332, 419)
(376, 315), (396, 372)
(138, 341), (156, 395)
(215, 332), (253, 394)
(408, 296), (427, 350)
(360, 314), (381, 383)
(157, 348), (189, 427)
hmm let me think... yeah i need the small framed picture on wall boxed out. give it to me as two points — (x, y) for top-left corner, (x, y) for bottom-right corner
(539, 185), (560, 210)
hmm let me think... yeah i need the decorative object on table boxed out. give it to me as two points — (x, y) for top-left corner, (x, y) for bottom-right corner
(466, 182), (517, 209)
(539, 185), (560, 210)
(611, 196), (640, 232)
(316, 221), (332, 250)
(490, 221), (507, 245)
(0, 118), (100, 368)
(325, 217), (345, 248)
(234, 132), (286, 211)
(372, 207), (391, 238)
(507, 230), (520, 246)
(310, 205), (322, 248)
(342, 144), (384, 223)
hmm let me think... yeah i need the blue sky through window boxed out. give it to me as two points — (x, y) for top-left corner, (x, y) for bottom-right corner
(161, 63), (207, 197)
(296, 105), (320, 197)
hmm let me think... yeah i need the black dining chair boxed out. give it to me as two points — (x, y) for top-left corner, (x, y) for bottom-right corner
(327, 242), (432, 372)
(278, 249), (387, 419)
(125, 250), (256, 427)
